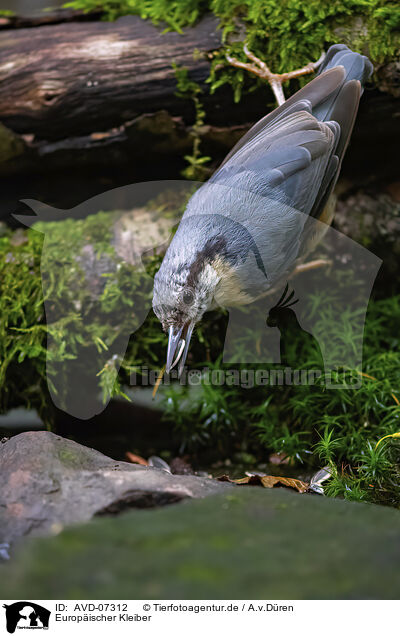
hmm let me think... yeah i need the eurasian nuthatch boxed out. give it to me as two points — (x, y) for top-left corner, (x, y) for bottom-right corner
(152, 44), (373, 375)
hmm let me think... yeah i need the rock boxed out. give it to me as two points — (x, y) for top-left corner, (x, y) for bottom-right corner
(0, 431), (232, 547)
(1, 488), (400, 599)
(378, 61), (400, 98)
(170, 456), (195, 475)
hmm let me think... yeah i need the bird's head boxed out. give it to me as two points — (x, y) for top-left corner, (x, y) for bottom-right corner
(152, 204), (270, 375)
(152, 218), (222, 375)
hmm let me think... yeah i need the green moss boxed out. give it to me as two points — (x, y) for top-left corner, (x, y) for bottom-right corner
(209, 0), (400, 102)
(0, 209), (168, 421)
(64, 0), (400, 101)
(63, 0), (208, 29)
(0, 123), (25, 163)
(160, 289), (400, 508)
(3, 489), (400, 599)
(0, 226), (47, 416)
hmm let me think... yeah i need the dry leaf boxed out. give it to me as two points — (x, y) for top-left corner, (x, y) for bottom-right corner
(125, 452), (148, 466)
(90, 132), (112, 140)
(260, 475), (308, 493)
(218, 473), (309, 493)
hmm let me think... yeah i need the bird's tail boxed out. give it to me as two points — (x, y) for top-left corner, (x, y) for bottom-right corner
(302, 45), (372, 218)
(317, 43), (373, 87)
(312, 44), (373, 122)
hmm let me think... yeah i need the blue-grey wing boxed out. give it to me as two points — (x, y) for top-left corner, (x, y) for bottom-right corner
(209, 108), (338, 216)
(182, 46), (372, 290)
(209, 44), (372, 221)
(184, 106), (339, 286)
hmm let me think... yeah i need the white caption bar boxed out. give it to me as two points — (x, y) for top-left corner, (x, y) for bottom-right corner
(1, 600), (398, 636)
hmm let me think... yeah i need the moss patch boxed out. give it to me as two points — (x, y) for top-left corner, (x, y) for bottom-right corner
(0, 207), (168, 421)
(0, 123), (25, 163)
(161, 292), (400, 507)
(2, 488), (400, 599)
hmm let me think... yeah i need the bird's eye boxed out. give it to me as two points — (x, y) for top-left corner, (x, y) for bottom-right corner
(183, 290), (194, 305)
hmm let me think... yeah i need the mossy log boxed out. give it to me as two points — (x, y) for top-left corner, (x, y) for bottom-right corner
(0, 14), (399, 185)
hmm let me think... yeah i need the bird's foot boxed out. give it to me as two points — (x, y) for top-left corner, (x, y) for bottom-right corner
(226, 45), (325, 106)
(290, 259), (332, 277)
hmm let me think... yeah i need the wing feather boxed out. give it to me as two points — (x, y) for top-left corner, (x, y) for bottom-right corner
(183, 46), (372, 287)
(210, 110), (336, 216)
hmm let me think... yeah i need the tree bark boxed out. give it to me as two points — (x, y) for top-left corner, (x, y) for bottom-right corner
(0, 14), (222, 140)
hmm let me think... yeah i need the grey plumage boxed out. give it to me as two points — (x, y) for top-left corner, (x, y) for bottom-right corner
(152, 44), (373, 373)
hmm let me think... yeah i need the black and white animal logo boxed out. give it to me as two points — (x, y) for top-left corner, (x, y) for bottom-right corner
(3, 602), (50, 633)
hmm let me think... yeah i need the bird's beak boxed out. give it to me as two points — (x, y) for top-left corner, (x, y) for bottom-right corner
(166, 322), (194, 377)
(166, 325), (183, 373)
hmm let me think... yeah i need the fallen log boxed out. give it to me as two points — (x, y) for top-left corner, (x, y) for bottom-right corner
(0, 13), (398, 203)
(0, 14), (222, 140)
